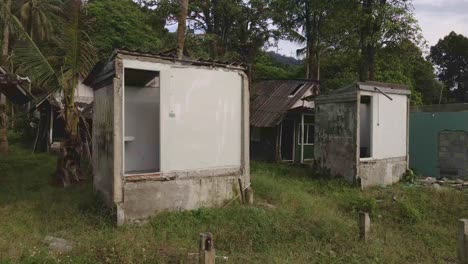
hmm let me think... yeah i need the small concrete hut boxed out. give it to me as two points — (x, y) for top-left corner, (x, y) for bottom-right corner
(86, 49), (250, 224)
(314, 82), (410, 188)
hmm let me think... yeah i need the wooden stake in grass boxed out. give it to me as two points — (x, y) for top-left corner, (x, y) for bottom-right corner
(359, 212), (371, 242)
(199, 232), (215, 264)
(459, 219), (468, 264)
(245, 186), (254, 205)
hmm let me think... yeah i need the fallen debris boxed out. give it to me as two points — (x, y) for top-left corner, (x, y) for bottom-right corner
(43, 236), (74, 254)
(258, 202), (277, 210)
(416, 177), (467, 191)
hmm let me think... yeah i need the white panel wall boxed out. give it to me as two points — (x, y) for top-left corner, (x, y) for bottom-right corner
(361, 92), (407, 159)
(77, 78), (94, 98)
(123, 60), (242, 173)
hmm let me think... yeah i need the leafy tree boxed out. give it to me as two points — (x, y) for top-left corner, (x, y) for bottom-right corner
(253, 51), (303, 80)
(429, 31), (468, 103)
(188, 0), (275, 63)
(320, 49), (360, 91)
(86, 0), (167, 60)
(272, 0), (354, 80)
(357, 0), (420, 81)
(13, 0), (97, 186)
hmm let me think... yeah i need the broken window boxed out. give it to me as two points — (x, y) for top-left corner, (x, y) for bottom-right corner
(360, 95), (372, 158)
(288, 83), (304, 97)
(124, 68), (160, 174)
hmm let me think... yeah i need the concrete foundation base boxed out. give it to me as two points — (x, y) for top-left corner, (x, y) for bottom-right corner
(358, 156), (407, 188)
(120, 173), (241, 223)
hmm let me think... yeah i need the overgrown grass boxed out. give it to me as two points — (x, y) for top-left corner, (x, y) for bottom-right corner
(0, 146), (467, 263)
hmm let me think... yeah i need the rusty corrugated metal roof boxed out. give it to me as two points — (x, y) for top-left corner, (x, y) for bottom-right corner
(250, 79), (319, 127)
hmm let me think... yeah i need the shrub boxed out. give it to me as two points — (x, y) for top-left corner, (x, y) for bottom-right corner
(342, 195), (378, 215)
(403, 169), (416, 183)
(398, 201), (423, 224)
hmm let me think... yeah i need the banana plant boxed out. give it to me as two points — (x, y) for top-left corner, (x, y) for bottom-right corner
(11, 0), (96, 186)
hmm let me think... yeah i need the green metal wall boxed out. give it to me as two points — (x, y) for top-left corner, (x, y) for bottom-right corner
(409, 109), (468, 177)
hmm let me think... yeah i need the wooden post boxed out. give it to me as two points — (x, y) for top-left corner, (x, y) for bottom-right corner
(359, 212), (370, 241)
(199, 232), (215, 264)
(458, 219), (468, 264)
(301, 113), (304, 164)
(245, 187), (254, 205)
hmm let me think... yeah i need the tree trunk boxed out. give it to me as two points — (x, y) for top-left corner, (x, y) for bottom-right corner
(56, 75), (85, 186)
(9, 103), (14, 129)
(0, 0), (11, 153)
(367, 45), (376, 81)
(359, 0), (372, 82)
(55, 105), (84, 187)
(176, 0), (189, 60)
(308, 43), (320, 80)
(0, 105), (8, 153)
(1, 0), (11, 66)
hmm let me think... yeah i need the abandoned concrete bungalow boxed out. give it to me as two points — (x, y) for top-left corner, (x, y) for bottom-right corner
(250, 79), (320, 163)
(86, 49), (250, 223)
(314, 82), (410, 188)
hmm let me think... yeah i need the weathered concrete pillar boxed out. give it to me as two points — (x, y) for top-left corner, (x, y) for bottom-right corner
(458, 219), (468, 264)
(199, 232), (215, 264)
(359, 212), (371, 241)
(245, 187), (254, 205)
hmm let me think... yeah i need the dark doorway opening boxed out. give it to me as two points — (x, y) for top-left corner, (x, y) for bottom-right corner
(281, 119), (295, 161)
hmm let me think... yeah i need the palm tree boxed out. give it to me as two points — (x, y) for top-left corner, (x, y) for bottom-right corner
(12, 0), (96, 186)
(20, 0), (62, 41)
(0, 0), (12, 153)
(1, 0), (12, 65)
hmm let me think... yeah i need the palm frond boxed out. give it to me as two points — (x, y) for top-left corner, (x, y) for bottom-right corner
(59, 0), (96, 100)
(296, 46), (307, 57)
(288, 30), (306, 45)
(11, 15), (59, 91)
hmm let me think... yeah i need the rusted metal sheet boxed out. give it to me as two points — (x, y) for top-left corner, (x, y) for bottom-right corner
(250, 79), (319, 127)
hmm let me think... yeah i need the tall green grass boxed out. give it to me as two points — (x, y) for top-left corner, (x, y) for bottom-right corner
(0, 147), (466, 263)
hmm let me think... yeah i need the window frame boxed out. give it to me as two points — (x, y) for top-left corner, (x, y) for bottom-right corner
(298, 123), (315, 145)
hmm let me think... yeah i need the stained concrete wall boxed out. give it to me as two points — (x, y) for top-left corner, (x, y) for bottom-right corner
(92, 83), (114, 207)
(315, 98), (358, 183)
(315, 85), (409, 188)
(438, 131), (468, 180)
(358, 156), (407, 188)
(122, 169), (240, 221)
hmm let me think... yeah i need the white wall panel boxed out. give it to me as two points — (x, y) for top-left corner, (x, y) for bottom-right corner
(361, 91), (407, 159)
(123, 60), (242, 172)
(163, 67), (242, 171)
